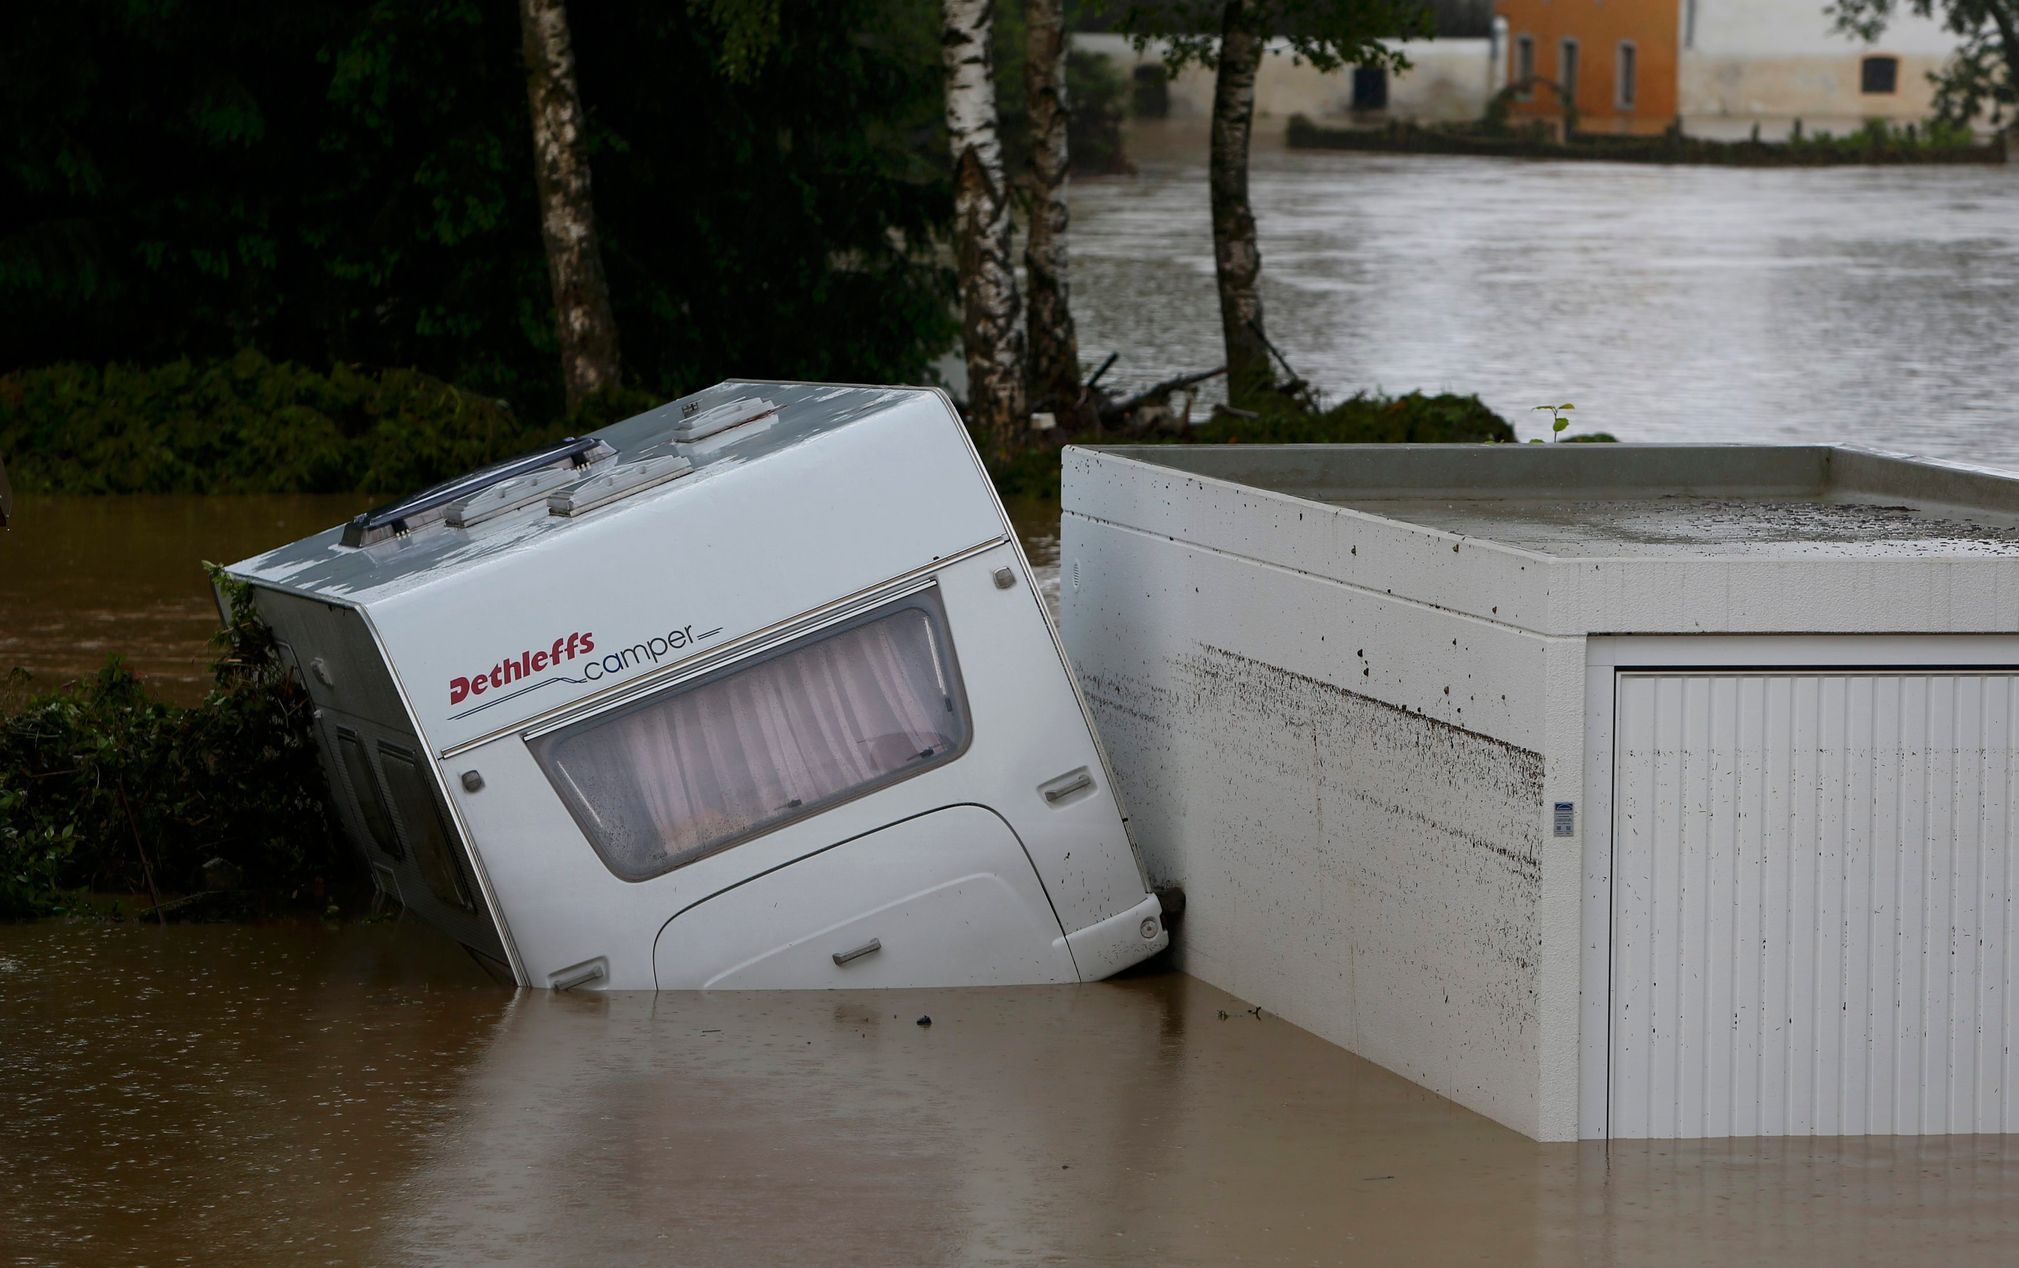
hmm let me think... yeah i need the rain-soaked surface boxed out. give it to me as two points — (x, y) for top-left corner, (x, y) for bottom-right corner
(11, 133), (2019, 1263)
(5, 919), (2019, 1266)
(1347, 495), (2019, 557)
(1074, 123), (2019, 459)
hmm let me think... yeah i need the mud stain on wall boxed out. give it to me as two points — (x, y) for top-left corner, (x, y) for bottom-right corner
(1083, 640), (1546, 1107)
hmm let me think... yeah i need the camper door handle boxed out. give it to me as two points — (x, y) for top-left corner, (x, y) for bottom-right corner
(831, 938), (882, 967)
(1040, 767), (1095, 805)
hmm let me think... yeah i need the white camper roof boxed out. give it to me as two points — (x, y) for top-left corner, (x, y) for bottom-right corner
(230, 381), (960, 605)
(228, 381), (1010, 753)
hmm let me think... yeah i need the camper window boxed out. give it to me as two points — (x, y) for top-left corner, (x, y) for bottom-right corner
(379, 745), (477, 911)
(335, 729), (403, 861)
(530, 592), (970, 882)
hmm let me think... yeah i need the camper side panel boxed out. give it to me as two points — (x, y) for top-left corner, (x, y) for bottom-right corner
(1061, 459), (1554, 1137)
(249, 589), (513, 971)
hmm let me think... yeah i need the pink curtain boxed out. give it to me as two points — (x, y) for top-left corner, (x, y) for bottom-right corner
(535, 608), (960, 878)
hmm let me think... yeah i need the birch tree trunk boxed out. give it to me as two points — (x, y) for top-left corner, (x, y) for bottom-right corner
(1210, 0), (1276, 407)
(1023, 0), (1082, 418)
(941, 0), (1027, 458)
(520, 0), (621, 411)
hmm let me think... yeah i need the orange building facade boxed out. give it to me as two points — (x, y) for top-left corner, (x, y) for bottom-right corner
(1496, 0), (1681, 134)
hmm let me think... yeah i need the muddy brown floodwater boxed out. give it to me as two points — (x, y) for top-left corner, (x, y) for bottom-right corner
(0, 494), (372, 705)
(6, 502), (2019, 1264)
(3, 920), (2018, 1265)
(5, 467), (2019, 1260)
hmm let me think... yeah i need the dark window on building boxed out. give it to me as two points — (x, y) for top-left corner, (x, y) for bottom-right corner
(1560, 39), (1580, 103)
(1352, 65), (1389, 111)
(379, 744), (475, 911)
(336, 729), (403, 861)
(1862, 55), (1899, 94)
(1617, 42), (1638, 110)
(1515, 34), (1535, 98)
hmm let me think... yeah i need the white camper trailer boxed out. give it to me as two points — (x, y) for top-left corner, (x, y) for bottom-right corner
(225, 382), (1167, 990)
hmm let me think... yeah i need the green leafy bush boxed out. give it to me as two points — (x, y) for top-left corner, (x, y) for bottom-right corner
(0, 351), (552, 495)
(986, 390), (1517, 499)
(0, 572), (351, 919)
(1193, 391), (1515, 445)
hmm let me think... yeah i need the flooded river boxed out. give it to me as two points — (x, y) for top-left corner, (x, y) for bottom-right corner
(6, 137), (2019, 700)
(1076, 123), (2019, 459)
(0, 494), (372, 705)
(9, 138), (2019, 1263)
(6, 920), (2018, 1265)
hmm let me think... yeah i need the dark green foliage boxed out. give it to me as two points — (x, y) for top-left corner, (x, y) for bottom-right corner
(0, 573), (349, 920)
(986, 391), (1516, 498)
(1064, 52), (1135, 174)
(1193, 391), (1514, 446)
(587, 3), (956, 401)
(0, 1), (956, 413)
(0, 352), (551, 495)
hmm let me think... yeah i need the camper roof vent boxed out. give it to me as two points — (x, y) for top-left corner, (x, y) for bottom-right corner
(547, 454), (695, 518)
(445, 466), (590, 529)
(667, 395), (778, 443)
(342, 436), (617, 547)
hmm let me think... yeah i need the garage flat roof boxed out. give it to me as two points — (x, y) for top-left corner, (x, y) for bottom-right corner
(1083, 443), (2019, 562)
(1341, 494), (2019, 559)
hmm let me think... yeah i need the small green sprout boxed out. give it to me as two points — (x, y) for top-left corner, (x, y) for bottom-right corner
(1530, 402), (1574, 443)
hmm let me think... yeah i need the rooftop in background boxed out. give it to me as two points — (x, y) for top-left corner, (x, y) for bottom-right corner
(1081, 444), (2019, 563)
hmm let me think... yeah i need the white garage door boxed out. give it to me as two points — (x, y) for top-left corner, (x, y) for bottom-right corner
(1608, 669), (2019, 1138)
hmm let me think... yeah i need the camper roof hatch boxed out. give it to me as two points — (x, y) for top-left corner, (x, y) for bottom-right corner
(445, 466), (590, 529)
(669, 396), (778, 443)
(547, 454), (695, 518)
(342, 436), (617, 547)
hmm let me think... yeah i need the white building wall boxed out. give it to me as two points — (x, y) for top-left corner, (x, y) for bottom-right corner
(1680, 0), (1965, 131)
(1061, 452), (1584, 1138)
(1687, 0), (1960, 56)
(1074, 33), (1496, 123)
(1062, 445), (2019, 1142)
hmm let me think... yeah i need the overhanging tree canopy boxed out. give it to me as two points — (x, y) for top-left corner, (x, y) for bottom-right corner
(0, 0), (955, 416)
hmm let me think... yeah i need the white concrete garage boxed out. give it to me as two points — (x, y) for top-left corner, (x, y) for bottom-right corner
(1061, 443), (2019, 1140)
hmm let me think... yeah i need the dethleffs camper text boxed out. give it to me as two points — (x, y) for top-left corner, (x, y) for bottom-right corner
(449, 631), (597, 705)
(448, 622), (724, 708)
